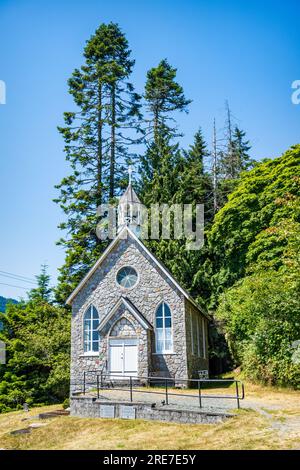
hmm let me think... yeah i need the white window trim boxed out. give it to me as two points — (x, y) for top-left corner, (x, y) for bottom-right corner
(202, 318), (207, 359)
(191, 308), (206, 358)
(155, 302), (173, 354)
(80, 352), (99, 358)
(83, 305), (99, 354)
(192, 311), (198, 356)
(115, 265), (139, 290)
(196, 315), (200, 357)
(190, 308), (194, 355)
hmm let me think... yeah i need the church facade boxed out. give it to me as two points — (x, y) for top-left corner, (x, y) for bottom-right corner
(67, 184), (209, 390)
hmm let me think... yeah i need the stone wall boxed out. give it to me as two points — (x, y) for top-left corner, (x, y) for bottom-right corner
(110, 317), (136, 336)
(70, 235), (190, 391)
(185, 300), (209, 380)
(98, 304), (149, 380)
(70, 396), (231, 424)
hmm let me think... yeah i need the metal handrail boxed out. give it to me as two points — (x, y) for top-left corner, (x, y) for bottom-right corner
(76, 372), (245, 409)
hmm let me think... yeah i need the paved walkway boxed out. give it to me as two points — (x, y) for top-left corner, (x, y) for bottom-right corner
(82, 387), (300, 440)
(85, 387), (240, 413)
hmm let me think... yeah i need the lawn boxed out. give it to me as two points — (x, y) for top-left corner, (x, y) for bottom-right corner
(0, 379), (299, 450)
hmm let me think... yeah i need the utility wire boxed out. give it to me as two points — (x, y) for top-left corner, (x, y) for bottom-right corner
(0, 281), (30, 290)
(0, 270), (36, 281)
(0, 274), (37, 285)
(0, 271), (37, 285)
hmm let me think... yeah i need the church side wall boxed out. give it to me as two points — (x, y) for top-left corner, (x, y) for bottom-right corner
(185, 300), (209, 380)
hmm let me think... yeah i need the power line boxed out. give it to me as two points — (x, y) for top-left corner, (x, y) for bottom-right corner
(0, 270), (37, 285)
(0, 281), (30, 290)
(0, 274), (37, 285)
(0, 270), (36, 282)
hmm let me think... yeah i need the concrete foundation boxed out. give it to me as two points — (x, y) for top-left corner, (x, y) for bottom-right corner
(70, 395), (233, 425)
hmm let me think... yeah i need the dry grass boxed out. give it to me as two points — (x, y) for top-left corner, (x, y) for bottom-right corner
(0, 379), (299, 450)
(0, 406), (297, 450)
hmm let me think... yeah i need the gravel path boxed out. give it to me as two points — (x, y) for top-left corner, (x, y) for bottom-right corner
(86, 387), (240, 413)
(82, 385), (300, 442)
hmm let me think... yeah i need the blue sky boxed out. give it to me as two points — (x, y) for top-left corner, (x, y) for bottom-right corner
(0, 0), (299, 299)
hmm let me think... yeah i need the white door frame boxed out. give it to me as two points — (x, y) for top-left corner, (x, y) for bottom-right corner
(108, 338), (138, 379)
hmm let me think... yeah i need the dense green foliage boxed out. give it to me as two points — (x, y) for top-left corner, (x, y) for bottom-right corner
(217, 269), (300, 388)
(209, 145), (300, 304)
(0, 300), (70, 412)
(0, 269), (70, 413)
(216, 217), (300, 387)
(214, 147), (300, 387)
(0, 296), (17, 313)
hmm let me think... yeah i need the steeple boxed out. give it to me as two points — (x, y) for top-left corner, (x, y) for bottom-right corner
(117, 168), (142, 236)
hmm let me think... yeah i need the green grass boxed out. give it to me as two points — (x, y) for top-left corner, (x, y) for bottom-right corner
(0, 375), (299, 450)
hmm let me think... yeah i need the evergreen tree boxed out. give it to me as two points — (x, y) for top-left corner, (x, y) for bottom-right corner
(169, 129), (214, 307)
(139, 65), (213, 307)
(28, 264), (52, 303)
(220, 125), (252, 180)
(54, 23), (142, 303)
(209, 144), (300, 305)
(141, 125), (181, 205)
(144, 58), (191, 140)
(231, 126), (253, 173)
(0, 300), (70, 411)
(140, 59), (191, 201)
(175, 128), (213, 223)
(219, 103), (253, 180)
(215, 104), (253, 208)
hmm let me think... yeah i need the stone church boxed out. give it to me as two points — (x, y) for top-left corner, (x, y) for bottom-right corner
(67, 183), (209, 390)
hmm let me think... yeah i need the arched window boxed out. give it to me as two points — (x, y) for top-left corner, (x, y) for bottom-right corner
(155, 302), (173, 353)
(83, 305), (99, 353)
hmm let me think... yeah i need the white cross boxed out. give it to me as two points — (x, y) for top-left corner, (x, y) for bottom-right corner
(128, 166), (133, 185)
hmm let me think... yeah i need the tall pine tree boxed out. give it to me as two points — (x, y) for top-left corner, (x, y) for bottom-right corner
(220, 103), (252, 180)
(144, 58), (191, 139)
(28, 264), (52, 303)
(176, 128), (213, 223)
(54, 23), (141, 303)
(217, 104), (253, 207)
(140, 59), (190, 202)
(138, 60), (212, 303)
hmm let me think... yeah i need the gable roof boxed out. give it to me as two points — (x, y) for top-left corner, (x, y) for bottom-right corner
(66, 226), (208, 318)
(97, 296), (153, 332)
(119, 183), (141, 205)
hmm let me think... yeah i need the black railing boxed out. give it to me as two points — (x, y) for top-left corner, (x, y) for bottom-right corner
(76, 372), (245, 409)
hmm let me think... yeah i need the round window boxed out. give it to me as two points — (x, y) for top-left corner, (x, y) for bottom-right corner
(116, 266), (138, 288)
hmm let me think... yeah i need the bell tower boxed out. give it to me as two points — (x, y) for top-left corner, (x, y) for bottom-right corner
(117, 168), (142, 237)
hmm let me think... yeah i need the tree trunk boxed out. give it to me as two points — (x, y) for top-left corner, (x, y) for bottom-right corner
(96, 81), (103, 207)
(109, 82), (116, 199)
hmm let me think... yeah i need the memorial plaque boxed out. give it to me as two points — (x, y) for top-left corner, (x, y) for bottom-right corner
(100, 405), (115, 418)
(120, 405), (136, 420)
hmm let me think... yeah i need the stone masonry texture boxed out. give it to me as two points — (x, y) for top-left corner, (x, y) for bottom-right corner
(70, 397), (231, 424)
(70, 233), (208, 393)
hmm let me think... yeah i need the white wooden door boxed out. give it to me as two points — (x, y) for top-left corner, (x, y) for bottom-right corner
(109, 338), (138, 378)
(109, 340), (123, 376)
